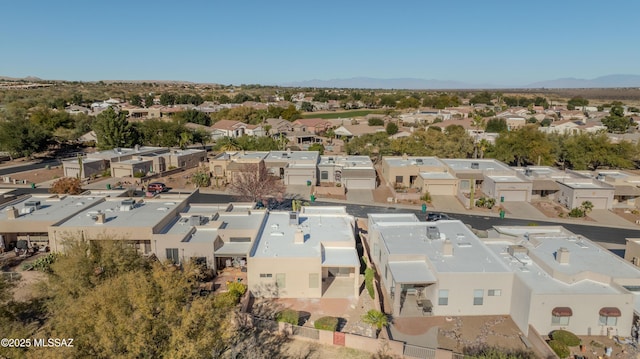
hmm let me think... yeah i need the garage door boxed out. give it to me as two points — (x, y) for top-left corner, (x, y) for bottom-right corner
(286, 175), (310, 185)
(500, 190), (527, 202)
(112, 168), (132, 178)
(65, 168), (80, 178)
(427, 184), (454, 195)
(576, 197), (608, 209)
(344, 178), (375, 190)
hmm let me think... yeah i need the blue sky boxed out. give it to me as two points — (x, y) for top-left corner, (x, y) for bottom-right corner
(1, 0), (639, 86)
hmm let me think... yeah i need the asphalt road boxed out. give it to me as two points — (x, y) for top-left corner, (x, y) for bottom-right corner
(0, 159), (60, 177)
(3, 188), (636, 246)
(184, 192), (639, 246)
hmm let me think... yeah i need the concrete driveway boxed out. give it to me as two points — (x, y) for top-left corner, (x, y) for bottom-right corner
(501, 202), (548, 220)
(588, 209), (639, 228)
(346, 189), (374, 203)
(429, 195), (466, 212)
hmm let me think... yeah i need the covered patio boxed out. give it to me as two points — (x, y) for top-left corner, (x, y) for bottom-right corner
(321, 247), (360, 298)
(388, 261), (437, 317)
(214, 241), (250, 272)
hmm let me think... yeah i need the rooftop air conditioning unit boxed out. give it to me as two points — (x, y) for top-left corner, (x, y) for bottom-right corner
(24, 200), (41, 210)
(120, 199), (135, 211)
(189, 215), (202, 226)
(471, 162), (480, 169)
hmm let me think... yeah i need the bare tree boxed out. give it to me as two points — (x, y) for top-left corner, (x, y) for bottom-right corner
(228, 163), (285, 202)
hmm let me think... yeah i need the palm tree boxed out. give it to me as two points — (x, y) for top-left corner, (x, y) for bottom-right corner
(361, 309), (389, 336)
(216, 137), (241, 152)
(178, 131), (193, 150)
(472, 115), (485, 159)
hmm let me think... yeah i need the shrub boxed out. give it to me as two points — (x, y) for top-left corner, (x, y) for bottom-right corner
(276, 309), (299, 325)
(568, 207), (585, 218)
(133, 171), (146, 178)
(101, 169), (111, 177)
(420, 192), (432, 203)
(49, 177), (83, 195)
(365, 267), (375, 299)
(227, 282), (247, 300)
(475, 197), (486, 208)
(463, 344), (536, 359)
(548, 340), (570, 358)
(551, 330), (580, 347)
(314, 316), (338, 331)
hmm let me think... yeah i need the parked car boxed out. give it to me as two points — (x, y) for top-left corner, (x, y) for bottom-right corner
(426, 212), (452, 222)
(147, 182), (166, 193)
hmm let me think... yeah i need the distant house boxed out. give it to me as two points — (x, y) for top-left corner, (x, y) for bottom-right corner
(211, 120), (247, 139)
(333, 124), (385, 139)
(265, 118), (294, 136)
(292, 118), (332, 135)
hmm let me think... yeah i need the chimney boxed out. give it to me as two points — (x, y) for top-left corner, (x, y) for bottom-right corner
(294, 229), (304, 244)
(96, 212), (106, 224)
(443, 239), (453, 256)
(6, 206), (19, 219)
(556, 247), (570, 264)
(402, 153), (408, 160)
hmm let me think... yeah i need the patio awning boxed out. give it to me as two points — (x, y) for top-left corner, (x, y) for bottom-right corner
(322, 248), (360, 267)
(614, 185), (640, 197)
(599, 307), (621, 317)
(215, 242), (251, 256)
(532, 180), (560, 191)
(552, 307), (573, 317)
(388, 261), (436, 284)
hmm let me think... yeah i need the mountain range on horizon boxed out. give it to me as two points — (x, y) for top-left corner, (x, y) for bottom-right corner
(281, 74), (640, 89)
(3, 74), (640, 90)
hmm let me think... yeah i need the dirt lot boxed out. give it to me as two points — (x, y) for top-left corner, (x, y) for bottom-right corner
(3, 166), (64, 185)
(437, 315), (526, 352)
(532, 200), (596, 222)
(613, 208), (640, 225)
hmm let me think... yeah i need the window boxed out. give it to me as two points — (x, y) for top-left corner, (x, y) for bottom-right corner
(395, 176), (403, 184)
(309, 273), (319, 288)
(488, 289), (501, 296)
(166, 248), (179, 264)
(438, 289), (449, 306)
(552, 315), (570, 326)
(260, 273), (273, 278)
(320, 171), (329, 180)
(276, 273), (286, 288)
(599, 316), (618, 326)
(473, 289), (484, 305)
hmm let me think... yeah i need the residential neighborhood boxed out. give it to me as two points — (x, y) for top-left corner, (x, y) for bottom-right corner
(2, 83), (640, 358)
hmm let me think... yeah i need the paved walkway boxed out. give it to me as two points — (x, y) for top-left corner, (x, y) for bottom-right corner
(346, 189), (374, 203)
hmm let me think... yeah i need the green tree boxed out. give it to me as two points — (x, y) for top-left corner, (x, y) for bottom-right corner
(129, 94), (142, 107)
(159, 92), (177, 106)
(308, 143), (325, 154)
(368, 118), (385, 126)
(602, 104), (631, 133)
(492, 126), (554, 166)
(0, 118), (50, 157)
(144, 94), (155, 107)
(485, 118), (508, 133)
(300, 101), (314, 112)
(92, 108), (137, 150)
(567, 96), (589, 110)
(385, 122), (399, 135)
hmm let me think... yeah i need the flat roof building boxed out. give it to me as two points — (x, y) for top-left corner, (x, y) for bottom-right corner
(248, 206), (359, 299)
(366, 213), (640, 336)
